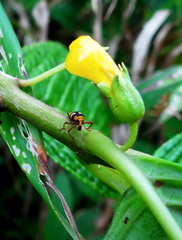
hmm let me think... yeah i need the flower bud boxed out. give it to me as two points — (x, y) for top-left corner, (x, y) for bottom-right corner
(98, 63), (145, 123)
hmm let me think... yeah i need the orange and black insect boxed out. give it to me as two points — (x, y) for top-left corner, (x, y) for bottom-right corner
(60, 111), (93, 140)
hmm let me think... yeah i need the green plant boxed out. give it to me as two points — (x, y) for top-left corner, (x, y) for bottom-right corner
(0, 3), (182, 240)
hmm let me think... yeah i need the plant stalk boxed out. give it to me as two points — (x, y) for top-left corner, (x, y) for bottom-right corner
(85, 132), (182, 240)
(18, 63), (66, 87)
(121, 122), (139, 151)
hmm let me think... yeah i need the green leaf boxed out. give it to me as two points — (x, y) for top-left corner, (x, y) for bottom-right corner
(134, 155), (182, 209)
(105, 188), (169, 240)
(0, 113), (80, 240)
(154, 132), (182, 164)
(0, 4), (82, 239)
(0, 4), (24, 77)
(43, 133), (119, 199)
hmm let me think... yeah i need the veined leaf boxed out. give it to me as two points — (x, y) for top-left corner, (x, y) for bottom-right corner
(0, 4), (82, 239)
(154, 132), (182, 164)
(0, 115), (80, 239)
(134, 155), (182, 207)
(43, 133), (119, 198)
(105, 188), (169, 240)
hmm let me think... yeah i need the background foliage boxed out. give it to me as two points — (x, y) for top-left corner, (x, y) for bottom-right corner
(1, 0), (182, 239)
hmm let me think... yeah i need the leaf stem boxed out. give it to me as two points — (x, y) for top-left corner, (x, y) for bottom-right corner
(18, 62), (66, 87)
(121, 122), (138, 151)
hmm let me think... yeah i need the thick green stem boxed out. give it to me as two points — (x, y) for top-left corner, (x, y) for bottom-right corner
(0, 72), (181, 240)
(121, 122), (138, 151)
(18, 62), (66, 87)
(85, 133), (182, 240)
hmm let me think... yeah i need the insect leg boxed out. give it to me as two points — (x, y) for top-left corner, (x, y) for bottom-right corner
(67, 124), (77, 141)
(60, 122), (73, 130)
(83, 121), (93, 130)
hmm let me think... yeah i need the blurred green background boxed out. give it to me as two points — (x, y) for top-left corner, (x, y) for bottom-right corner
(1, 0), (182, 239)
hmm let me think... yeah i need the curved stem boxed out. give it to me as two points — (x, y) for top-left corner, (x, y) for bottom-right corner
(18, 62), (66, 87)
(121, 121), (138, 151)
(86, 134), (182, 240)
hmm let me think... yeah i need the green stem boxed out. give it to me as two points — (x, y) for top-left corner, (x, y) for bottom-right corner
(121, 122), (138, 151)
(85, 132), (182, 240)
(18, 62), (66, 87)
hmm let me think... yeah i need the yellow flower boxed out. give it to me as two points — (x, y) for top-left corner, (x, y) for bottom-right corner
(65, 36), (121, 86)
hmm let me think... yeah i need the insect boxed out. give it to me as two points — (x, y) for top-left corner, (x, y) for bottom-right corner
(60, 111), (93, 140)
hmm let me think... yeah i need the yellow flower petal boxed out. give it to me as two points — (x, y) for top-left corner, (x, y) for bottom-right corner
(65, 36), (120, 86)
